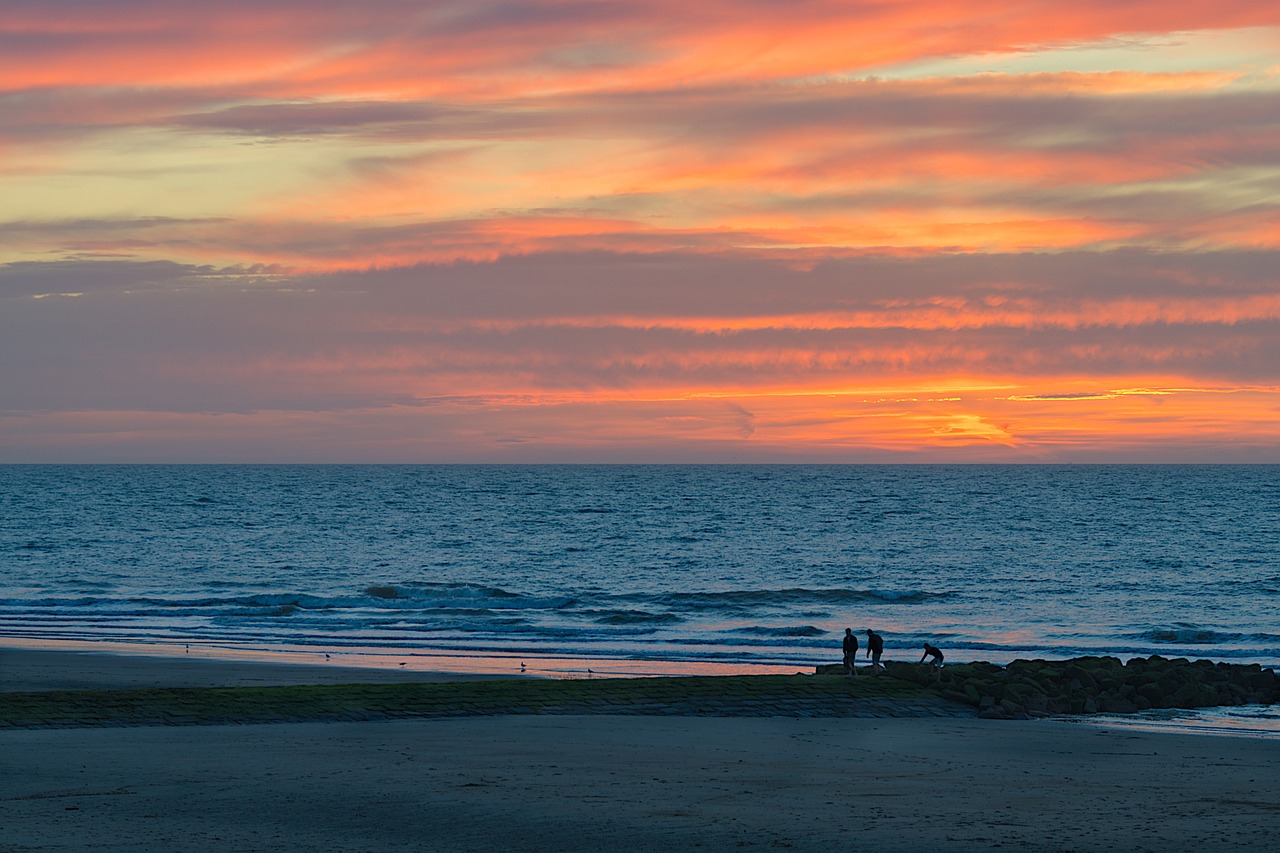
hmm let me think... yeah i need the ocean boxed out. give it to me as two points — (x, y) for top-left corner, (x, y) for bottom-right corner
(3, 464), (1278, 679)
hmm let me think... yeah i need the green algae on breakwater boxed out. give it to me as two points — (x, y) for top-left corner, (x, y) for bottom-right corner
(816, 656), (1280, 719)
(0, 673), (963, 729)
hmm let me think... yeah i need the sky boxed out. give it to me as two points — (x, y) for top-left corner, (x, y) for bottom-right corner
(2, 0), (1279, 463)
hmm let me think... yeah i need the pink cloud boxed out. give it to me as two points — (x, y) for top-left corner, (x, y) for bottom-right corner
(3, 1), (1278, 96)
(3, 2), (1279, 459)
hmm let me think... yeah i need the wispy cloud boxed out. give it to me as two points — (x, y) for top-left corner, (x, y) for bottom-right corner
(2, 2), (1279, 459)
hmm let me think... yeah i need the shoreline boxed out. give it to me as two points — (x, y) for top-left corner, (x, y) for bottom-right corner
(0, 644), (519, 693)
(4, 643), (1280, 739)
(0, 636), (808, 684)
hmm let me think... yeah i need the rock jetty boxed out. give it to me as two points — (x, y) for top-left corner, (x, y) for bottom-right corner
(818, 655), (1280, 719)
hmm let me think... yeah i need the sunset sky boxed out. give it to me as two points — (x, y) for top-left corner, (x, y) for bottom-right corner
(3, 1), (1279, 462)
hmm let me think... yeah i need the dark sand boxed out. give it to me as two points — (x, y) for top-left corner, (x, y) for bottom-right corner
(3, 647), (1279, 852)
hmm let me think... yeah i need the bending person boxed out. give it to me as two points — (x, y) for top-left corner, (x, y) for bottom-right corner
(920, 642), (944, 668)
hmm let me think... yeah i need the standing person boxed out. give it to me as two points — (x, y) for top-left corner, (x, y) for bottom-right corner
(865, 628), (884, 674)
(842, 628), (859, 676)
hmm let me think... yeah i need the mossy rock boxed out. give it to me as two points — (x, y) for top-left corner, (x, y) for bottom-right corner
(814, 655), (1279, 719)
(1061, 665), (1097, 690)
(1137, 683), (1166, 706)
(1170, 683), (1203, 708)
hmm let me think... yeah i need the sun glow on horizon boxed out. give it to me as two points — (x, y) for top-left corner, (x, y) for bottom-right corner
(2, 2), (1279, 461)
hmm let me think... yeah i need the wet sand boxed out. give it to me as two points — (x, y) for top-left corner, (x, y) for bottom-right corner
(0, 645), (507, 692)
(3, 647), (1279, 852)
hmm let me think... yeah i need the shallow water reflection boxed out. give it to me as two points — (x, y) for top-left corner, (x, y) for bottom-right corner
(1071, 703), (1280, 739)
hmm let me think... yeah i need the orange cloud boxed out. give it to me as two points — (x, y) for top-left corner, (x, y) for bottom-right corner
(371, 290), (1280, 337)
(4, 1), (1277, 98)
(3, 3), (1280, 461)
(4, 6), (1276, 271)
(6, 382), (1277, 462)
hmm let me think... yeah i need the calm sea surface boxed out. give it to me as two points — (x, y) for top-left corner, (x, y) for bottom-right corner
(3, 465), (1278, 677)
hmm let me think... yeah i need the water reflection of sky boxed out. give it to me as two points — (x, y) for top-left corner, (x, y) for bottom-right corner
(1069, 704), (1280, 739)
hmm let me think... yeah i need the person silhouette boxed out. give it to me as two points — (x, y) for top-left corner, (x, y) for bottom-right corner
(842, 628), (859, 676)
(920, 643), (944, 668)
(865, 628), (884, 674)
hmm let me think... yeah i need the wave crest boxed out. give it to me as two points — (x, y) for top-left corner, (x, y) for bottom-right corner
(736, 625), (828, 637)
(1131, 626), (1280, 646)
(643, 587), (951, 609)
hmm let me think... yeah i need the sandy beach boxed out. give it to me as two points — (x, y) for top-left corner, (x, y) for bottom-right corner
(3, 648), (1279, 852)
(0, 644), (511, 693)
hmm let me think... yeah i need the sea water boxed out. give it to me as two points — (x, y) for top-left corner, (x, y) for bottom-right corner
(3, 464), (1277, 672)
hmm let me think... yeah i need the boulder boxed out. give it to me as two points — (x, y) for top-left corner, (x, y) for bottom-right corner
(812, 655), (1280, 717)
(1137, 683), (1165, 706)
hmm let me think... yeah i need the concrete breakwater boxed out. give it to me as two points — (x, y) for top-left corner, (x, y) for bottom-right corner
(819, 655), (1280, 719)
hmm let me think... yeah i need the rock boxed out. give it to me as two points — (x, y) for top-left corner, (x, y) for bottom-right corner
(1062, 666), (1097, 691)
(811, 655), (1280, 717)
(1137, 683), (1165, 706)
(1099, 695), (1138, 714)
(1171, 683), (1201, 708)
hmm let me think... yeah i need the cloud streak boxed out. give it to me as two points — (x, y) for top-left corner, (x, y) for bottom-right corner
(2, 2), (1278, 459)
